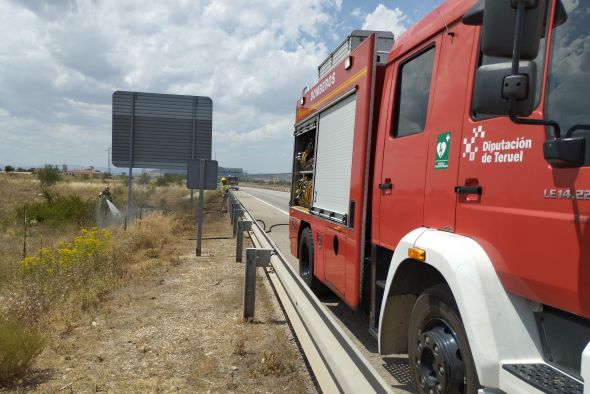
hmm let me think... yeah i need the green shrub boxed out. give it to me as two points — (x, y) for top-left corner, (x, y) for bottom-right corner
(155, 173), (185, 187)
(18, 195), (94, 227)
(17, 228), (116, 314)
(138, 173), (151, 185)
(36, 165), (61, 186)
(168, 173), (185, 186)
(131, 185), (154, 209)
(155, 176), (167, 186)
(0, 320), (45, 383)
(20, 228), (112, 279)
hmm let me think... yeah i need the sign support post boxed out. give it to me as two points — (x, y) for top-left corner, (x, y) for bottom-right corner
(190, 97), (197, 211)
(196, 159), (205, 256)
(186, 159), (217, 257)
(124, 93), (136, 231)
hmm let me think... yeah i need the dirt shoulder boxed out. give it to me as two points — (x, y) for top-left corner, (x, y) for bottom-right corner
(17, 209), (315, 393)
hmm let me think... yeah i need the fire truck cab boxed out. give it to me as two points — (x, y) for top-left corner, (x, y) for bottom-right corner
(289, 0), (590, 393)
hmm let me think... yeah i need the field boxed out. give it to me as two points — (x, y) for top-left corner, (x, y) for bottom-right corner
(0, 173), (191, 383)
(0, 172), (312, 392)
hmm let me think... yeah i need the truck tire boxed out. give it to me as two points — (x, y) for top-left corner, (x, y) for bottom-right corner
(408, 284), (479, 394)
(298, 227), (324, 294)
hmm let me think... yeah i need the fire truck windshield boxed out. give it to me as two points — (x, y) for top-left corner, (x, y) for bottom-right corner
(545, 0), (590, 137)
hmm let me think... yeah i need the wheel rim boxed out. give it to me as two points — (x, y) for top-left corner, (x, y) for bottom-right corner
(300, 243), (311, 282)
(415, 319), (466, 393)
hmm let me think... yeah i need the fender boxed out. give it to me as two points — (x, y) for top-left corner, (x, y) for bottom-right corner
(378, 228), (545, 389)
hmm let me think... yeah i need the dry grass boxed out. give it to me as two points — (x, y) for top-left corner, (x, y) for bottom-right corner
(3, 190), (313, 393)
(0, 173), (200, 385)
(0, 174), (195, 284)
(0, 175), (110, 281)
(233, 332), (247, 357)
(0, 173), (40, 210)
(1, 171), (276, 390)
(52, 180), (111, 201)
(0, 320), (45, 383)
(186, 233), (308, 393)
(124, 214), (175, 250)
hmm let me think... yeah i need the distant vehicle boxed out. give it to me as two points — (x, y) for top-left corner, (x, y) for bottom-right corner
(226, 176), (239, 190)
(288, 2), (590, 393)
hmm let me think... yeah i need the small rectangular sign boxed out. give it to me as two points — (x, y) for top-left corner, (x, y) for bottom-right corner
(187, 159), (218, 190)
(434, 132), (451, 170)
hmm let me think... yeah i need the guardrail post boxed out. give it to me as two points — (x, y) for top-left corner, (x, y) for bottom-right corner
(232, 209), (243, 238)
(244, 248), (272, 319)
(230, 202), (240, 223)
(236, 220), (252, 262)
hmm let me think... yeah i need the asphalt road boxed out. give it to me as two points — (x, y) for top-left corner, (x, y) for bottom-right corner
(235, 186), (413, 393)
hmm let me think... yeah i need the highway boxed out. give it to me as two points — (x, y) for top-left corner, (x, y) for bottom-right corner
(235, 186), (413, 393)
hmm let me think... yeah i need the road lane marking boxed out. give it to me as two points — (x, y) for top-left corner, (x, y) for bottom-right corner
(240, 191), (289, 215)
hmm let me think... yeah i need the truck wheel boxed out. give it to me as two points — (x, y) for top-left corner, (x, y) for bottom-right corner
(298, 227), (324, 294)
(408, 284), (479, 394)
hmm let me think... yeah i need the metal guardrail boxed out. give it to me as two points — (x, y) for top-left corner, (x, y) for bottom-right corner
(228, 191), (391, 394)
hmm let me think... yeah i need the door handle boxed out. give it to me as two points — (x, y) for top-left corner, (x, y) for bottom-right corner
(379, 182), (393, 190)
(455, 185), (482, 195)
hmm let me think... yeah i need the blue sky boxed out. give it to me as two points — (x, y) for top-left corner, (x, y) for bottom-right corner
(0, 1), (437, 173)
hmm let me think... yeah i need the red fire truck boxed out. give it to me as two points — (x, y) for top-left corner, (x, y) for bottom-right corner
(288, 1), (589, 393)
(226, 175), (240, 190)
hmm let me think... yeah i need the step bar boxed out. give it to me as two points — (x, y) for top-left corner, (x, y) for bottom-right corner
(503, 363), (583, 394)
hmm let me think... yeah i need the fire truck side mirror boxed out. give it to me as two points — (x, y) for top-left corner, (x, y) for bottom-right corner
(473, 61), (537, 117)
(477, 0), (548, 60)
(462, 0), (483, 26)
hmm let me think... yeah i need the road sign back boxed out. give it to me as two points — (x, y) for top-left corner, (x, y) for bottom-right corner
(112, 91), (212, 169)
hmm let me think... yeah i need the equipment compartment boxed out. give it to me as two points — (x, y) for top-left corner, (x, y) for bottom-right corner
(291, 118), (317, 208)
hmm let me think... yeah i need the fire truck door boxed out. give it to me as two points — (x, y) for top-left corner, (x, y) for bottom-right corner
(423, 23), (477, 231)
(456, 3), (590, 316)
(378, 38), (441, 250)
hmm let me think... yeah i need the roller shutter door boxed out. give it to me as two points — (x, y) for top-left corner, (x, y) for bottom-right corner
(313, 93), (357, 218)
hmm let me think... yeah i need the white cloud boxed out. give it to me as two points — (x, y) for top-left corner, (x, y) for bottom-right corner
(218, 118), (292, 145)
(362, 4), (408, 37)
(0, 0), (343, 172)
